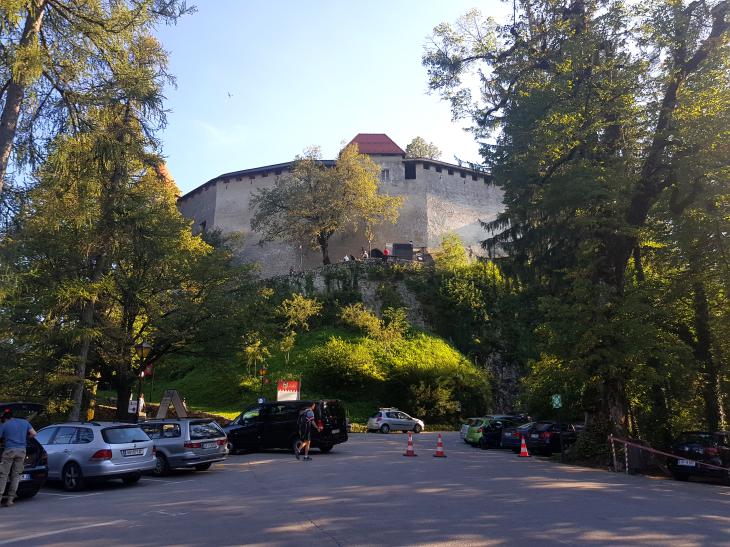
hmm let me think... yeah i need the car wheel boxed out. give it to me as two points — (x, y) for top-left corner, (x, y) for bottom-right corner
(153, 453), (170, 477)
(479, 437), (489, 450)
(62, 462), (85, 492)
(195, 463), (212, 471)
(380, 424), (390, 434)
(413, 424), (422, 434)
(122, 472), (141, 485)
(227, 441), (237, 454)
(16, 487), (39, 500)
(671, 470), (690, 481)
(319, 444), (333, 453)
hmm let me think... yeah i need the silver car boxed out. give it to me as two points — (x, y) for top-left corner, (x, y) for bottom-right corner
(35, 422), (155, 491)
(366, 408), (424, 433)
(139, 419), (228, 476)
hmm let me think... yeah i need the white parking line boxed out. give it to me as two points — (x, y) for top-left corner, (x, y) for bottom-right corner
(0, 520), (126, 545)
(37, 492), (103, 500)
(140, 478), (195, 485)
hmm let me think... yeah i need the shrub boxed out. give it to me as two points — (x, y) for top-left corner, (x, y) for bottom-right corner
(305, 337), (385, 392)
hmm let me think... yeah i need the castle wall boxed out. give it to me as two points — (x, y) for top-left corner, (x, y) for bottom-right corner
(421, 163), (503, 254)
(178, 182), (217, 234)
(177, 155), (504, 277)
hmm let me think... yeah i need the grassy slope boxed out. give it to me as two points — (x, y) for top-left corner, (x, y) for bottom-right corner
(141, 326), (484, 424)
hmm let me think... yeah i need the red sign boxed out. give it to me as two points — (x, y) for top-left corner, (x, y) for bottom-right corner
(144, 364), (154, 377)
(277, 380), (300, 401)
(277, 380), (300, 392)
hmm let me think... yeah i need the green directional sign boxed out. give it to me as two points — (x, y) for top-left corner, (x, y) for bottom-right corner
(551, 394), (562, 409)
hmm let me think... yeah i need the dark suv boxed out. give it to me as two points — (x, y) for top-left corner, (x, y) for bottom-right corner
(224, 400), (348, 453)
(0, 402), (48, 499)
(669, 431), (730, 483)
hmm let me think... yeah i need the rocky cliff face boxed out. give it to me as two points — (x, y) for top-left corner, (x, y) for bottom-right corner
(271, 260), (520, 412)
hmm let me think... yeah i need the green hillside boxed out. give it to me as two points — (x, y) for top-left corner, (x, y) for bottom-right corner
(140, 326), (489, 424)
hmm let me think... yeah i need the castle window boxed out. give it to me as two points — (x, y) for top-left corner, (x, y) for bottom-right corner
(436, 166), (442, 173)
(460, 171), (467, 178)
(472, 174), (478, 181)
(380, 169), (390, 182)
(236, 176), (242, 181)
(249, 175), (255, 180)
(423, 163), (430, 170)
(275, 170), (282, 176)
(262, 172), (268, 177)
(405, 163), (416, 179)
(448, 169), (454, 175)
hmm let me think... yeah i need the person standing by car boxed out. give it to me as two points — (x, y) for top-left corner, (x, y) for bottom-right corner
(295, 403), (321, 461)
(0, 408), (37, 506)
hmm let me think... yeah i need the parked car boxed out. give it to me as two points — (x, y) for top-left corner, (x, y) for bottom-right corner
(668, 431), (730, 483)
(478, 417), (526, 449)
(460, 418), (480, 441)
(139, 419), (228, 476)
(523, 421), (578, 455)
(224, 400), (348, 453)
(464, 415), (516, 446)
(502, 422), (536, 452)
(366, 408), (424, 434)
(0, 402), (48, 499)
(35, 422), (155, 491)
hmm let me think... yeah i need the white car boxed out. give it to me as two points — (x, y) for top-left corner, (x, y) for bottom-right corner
(367, 408), (424, 433)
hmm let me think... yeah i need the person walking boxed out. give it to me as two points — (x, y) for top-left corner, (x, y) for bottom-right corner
(295, 402), (321, 461)
(0, 408), (37, 507)
(382, 247), (390, 263)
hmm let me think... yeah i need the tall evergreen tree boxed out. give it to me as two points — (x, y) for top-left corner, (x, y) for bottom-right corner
(424, 1), (730, 434)
(0, 0), (192, 213)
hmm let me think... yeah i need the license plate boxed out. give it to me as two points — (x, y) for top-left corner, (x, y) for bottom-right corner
(331, 429), (340, 434)
(20, 474), (31, 481)
(122, 449), (144, 456)
(530, 434), (539, 439)
(202, 442), (216, 449)
(677, 459), (696, 467)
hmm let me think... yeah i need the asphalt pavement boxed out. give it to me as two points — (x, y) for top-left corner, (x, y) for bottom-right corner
(1, 432), (729, 546)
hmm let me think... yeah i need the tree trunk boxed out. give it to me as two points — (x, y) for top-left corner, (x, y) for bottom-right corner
(115, 383), (133, 421)
(68, 301), (95, 421)
(0, 0), (47, 195)
(692, 280), (721, 431)
(319, 236), (330, 265)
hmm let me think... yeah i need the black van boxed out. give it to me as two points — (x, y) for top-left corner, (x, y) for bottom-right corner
(224, 400), (348, 454)
(0, 402), (48, 499)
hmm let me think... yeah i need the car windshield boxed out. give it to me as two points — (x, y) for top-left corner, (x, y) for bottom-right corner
(102, 426), (150, 444)
(535, 422), (556, 432)
(676, 433), (715, 446)
(472, 419), (485, 427)
(190, 421), (224, 440)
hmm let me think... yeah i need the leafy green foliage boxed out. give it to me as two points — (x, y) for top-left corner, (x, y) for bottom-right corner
(424, 1), (730, 444)
(250, 144), (403, 264)
(405, 136), (441, 159)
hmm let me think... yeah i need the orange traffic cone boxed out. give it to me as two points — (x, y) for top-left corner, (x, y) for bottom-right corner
(519, 434), (530, 457)
(433, 433), (447, 458)
(403, 431), (418, 457)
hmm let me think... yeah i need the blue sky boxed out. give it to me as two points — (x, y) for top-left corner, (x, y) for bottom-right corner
(156, 1), (510, 194)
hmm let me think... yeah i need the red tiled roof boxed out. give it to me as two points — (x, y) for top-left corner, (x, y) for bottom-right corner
(348, 133), (405, 156)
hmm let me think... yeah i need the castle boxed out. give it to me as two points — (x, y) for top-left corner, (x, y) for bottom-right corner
(177, 134), (504, 276)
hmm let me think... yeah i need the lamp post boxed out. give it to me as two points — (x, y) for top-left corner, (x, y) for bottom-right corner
(134, 341), (153, 423)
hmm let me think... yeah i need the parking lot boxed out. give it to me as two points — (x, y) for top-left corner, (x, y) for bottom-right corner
(2, 432), (730, 546)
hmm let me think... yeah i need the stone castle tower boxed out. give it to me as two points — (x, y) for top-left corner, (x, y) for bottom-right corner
(177, 134), (504, 276)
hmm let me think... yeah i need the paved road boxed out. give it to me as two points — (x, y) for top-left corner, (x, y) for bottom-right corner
(1, 432), (730, 546)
